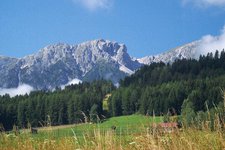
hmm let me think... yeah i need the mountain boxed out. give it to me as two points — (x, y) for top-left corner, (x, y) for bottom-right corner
(0, 39), (142, 90)
(137, 41), (200, 65)
(0, 39), (204, 91)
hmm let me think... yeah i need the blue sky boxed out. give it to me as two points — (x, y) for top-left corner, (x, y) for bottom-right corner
(1, 0), (225, 58)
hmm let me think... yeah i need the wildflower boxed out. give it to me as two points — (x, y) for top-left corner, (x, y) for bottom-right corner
(129, 142), (136, 145)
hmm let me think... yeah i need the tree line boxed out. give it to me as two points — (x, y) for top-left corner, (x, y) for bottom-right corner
(0, 80), (115, 130)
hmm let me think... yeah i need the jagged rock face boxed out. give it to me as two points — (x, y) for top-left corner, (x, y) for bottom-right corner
(0, 57), (20, 88)
(0, 39), (142, 90)
(0, 39), (203, 90)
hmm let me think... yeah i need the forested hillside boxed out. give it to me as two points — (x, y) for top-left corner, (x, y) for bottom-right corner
(0, 81), (115, 130)
(0, 51), (225, 130)
(109, 50), (225, 116)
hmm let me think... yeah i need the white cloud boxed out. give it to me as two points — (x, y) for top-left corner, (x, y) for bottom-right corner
(73, 0), (113, 11)
(61, 78), (82, 89)
(0, 84), (34, 97)
(197, 25), (225, 56)
(182, 0), (225, 7)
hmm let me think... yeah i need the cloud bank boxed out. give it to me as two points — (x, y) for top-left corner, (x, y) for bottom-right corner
(182, 0), (225, 7)
(0, 84), (34, 97)
(61, 78), (82, 89)
(197, 25), (225, 56)
(73, 0), (113, 11)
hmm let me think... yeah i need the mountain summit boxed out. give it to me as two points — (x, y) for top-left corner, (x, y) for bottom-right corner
(0, 39), (142, 90)
(0, 39), (206, 91)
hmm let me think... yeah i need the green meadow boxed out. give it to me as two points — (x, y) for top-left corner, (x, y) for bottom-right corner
(29, 115), (162, 139)
(1, 115), (224, 150)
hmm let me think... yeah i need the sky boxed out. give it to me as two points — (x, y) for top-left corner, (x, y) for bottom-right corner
(1, 0), (225, 58)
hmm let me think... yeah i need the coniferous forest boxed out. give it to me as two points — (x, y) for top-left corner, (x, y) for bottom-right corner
(0, 81), (115, 130)
(1, 50), (225, 130)
(110, 50), (225, 117)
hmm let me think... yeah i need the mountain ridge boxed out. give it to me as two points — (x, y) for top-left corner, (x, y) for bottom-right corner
(0, 39), (202, 91)
(0, 39), (142, 90)
(137, 41), (200, 65)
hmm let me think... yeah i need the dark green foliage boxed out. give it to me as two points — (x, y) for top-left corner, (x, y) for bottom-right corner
(90, 104), (99, 123)
(109, 90), (122, 116)
(0, 80), (115, 130)
(121, 51), (225, 87)
(109, 50), (225, 117)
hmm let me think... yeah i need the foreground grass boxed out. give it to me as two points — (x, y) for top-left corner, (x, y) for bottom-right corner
(0, 115), (224, 150)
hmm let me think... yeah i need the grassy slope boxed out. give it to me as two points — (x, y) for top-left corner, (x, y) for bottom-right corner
(35, 115), (162, 139)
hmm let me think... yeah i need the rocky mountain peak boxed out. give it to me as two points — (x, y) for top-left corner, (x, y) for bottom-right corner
(0, 39), (204, 91)
(0, 39), (142, 90)
(77, 39), (127, 57)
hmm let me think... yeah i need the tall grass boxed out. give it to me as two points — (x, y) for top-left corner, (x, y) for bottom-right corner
(0, 115), (224, 150)
(0, 127), (224, 150)
(0, 92), (224, 150)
